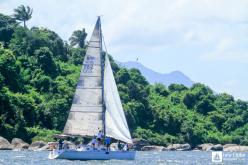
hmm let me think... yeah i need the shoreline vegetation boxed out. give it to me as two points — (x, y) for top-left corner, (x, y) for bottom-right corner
(1, 6), (248, 149)
(1, 136), (248, 152)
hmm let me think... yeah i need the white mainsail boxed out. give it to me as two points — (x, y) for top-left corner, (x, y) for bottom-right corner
(104, 55), (133, 144)
(63, 18), (103, 136)
(63, 17), (133, 144)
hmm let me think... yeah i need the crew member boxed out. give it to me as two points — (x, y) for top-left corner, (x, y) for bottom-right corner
(91, 136), (97, 149)
(58, 139), (63, 150)
(97, 130), (103, 146)
(105, 137), (111, 151)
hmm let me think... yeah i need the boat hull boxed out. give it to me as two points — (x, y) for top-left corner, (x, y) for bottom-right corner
(49, 149), (136, 160)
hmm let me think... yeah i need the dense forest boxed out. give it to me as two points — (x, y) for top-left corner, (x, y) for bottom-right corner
(0, 6), (248, 147)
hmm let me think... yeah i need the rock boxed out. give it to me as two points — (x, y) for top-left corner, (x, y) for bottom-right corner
(141, 145), (166, 151)
(37, 142), (58, 151)
(192, 148), (200, 151)
(37, 143), (53, 151)
(196, 143), (214, 151)
(209, 144), (223, 151)
(180, 143), (191, 151)
(0, 136), (12, 150)
(223, 144), (248, 152)
(161, 148), (169, 151)
(48, 142), (58, 149)
(28, 141), (47, 151)
(196, 144), (223, 151)
(132, 138), (150, 151)
(223, 144), (237, 148)
(166, 143), (191, 151)
(165, 144), (179, 151)
(195, 143), (248, 151)
(11, 138), (29, 150)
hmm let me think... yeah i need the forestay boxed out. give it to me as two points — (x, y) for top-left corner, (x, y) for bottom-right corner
(104, 54), (133, 144)
(63, 18), (103, 136)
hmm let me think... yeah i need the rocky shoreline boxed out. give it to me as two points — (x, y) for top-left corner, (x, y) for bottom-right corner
(1, 136), (248, 152)
(132, 139), (248, 152)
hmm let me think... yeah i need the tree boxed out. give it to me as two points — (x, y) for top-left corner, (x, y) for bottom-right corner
(152, 83), (169, 97)
(68, 47), (85, 65)
(13, 5), (32, 28)
(34, 47), (57, 76)
(0, 14), (17, 47)
(10, 26), (67, 60)
(116, 68), (130, 84)
(168, 84), (188, 92)
(183, 92), (196, 109)
(0, 46), (23, 92)
(196, 99), (215, 115)
(69, 29), (87, 48)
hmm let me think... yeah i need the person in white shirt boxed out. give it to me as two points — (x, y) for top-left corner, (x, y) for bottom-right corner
(97, 130), (103, 146)
(123, 143), (128, 151)
(91, 136), (97, 149)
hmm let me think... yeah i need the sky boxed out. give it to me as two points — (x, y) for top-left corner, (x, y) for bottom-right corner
(1, 0), (248, 100)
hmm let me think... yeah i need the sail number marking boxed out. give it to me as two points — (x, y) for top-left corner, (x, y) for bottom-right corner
(83, 55), (96, 73)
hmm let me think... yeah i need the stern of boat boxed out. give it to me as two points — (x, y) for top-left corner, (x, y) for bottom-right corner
(48, 149), (64, 159)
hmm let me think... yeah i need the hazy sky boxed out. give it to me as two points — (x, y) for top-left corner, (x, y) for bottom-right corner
(1, 0), (248, 100)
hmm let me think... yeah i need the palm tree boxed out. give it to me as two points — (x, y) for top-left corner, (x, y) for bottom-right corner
(13, 5), (33, 28)
(69, 28), (87, 48)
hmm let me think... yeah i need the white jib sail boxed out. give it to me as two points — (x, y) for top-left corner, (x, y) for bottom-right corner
(104, 54), (133, 144)
(63, 18), (103, 137)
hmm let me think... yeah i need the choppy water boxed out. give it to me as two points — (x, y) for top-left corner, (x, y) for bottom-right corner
(0, 151), (247, 165)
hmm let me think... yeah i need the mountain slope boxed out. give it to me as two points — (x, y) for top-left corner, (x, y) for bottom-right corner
(120, 61), (193, 87)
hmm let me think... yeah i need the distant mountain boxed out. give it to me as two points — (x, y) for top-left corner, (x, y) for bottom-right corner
(120, 61), (193, 87)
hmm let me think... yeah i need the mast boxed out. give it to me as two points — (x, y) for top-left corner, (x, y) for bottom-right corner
(98, 16), (106, 140)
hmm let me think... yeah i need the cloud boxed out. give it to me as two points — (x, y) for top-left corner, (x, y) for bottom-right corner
(216, 79), (248, 101)
(202, 36), (248, 62)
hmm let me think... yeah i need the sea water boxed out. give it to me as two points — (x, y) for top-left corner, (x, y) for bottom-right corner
(0, 151), (247, 165)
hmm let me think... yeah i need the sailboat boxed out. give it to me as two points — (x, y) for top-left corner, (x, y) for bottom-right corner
(48, 17), (136, 160)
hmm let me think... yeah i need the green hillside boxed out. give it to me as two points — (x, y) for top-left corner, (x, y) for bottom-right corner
(0, 9), (248, 146)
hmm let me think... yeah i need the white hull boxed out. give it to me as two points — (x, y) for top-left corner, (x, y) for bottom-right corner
(49, 149), (136, 160)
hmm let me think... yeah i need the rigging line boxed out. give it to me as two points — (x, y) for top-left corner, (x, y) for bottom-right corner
(99, 17), (106, 139)
(102, 33), (109, 56)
